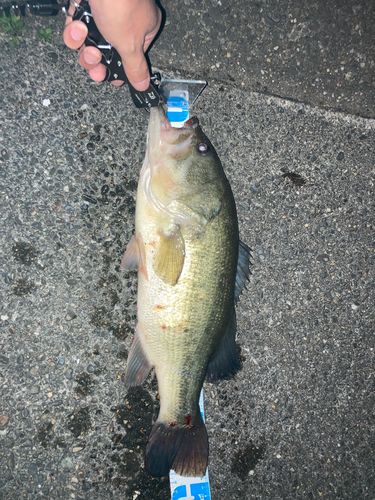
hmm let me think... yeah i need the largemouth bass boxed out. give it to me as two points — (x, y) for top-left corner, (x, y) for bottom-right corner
(120, 104), (250, 477)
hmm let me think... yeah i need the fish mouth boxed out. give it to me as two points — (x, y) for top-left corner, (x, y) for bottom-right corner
(150, 105), (199, 134)
(149, 105), (199, 156)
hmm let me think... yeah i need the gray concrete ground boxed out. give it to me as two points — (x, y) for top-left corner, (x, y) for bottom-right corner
(156, 0), (375, 118)
(0, 1), (374, 499)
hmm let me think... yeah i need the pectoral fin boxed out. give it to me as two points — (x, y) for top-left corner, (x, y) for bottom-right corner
(124, 324), (152, 387)
(120, 235), (139, 270)
(153, 226), (185, 286)
(120, 234), (148, 279)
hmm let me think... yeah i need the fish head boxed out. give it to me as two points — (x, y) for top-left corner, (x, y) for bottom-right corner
(147, 105), (221, 193)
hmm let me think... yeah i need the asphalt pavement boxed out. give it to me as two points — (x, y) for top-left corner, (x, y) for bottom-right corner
(0, 1), (374, 499)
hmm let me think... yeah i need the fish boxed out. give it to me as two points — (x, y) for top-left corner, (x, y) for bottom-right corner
(120, 104), (251, 478)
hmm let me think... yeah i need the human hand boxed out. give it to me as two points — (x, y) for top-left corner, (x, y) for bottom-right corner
(63, 0), (162, 91)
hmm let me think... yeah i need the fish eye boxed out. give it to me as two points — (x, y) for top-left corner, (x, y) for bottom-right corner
(198, 143), (209, 154)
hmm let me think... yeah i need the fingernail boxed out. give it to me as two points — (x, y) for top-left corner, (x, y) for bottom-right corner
(71, 23), (87, 41)
(84, 48), (101, 65)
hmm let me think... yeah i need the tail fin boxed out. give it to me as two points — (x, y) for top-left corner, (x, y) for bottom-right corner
(145, 410), (208, 477)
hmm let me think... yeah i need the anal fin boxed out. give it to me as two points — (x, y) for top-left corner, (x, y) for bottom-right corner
(124, 324), (152, 387)
(206, 308), (239, 383)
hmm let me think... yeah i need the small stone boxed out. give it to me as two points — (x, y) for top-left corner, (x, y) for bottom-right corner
(51, 419), (56, 425)
(29, 385), (40, 394)
(0, 354), (9, 365)
(351, 303), (359, 311)
(47, 392), (53, 398)
(73, 446), (84, 453)
(71, 477), (78, 483)
(0, 414), (9, 426)
(1, 437), (14, 448)
(61, 457), (74, 469)
(48, 52), (58, 63)
(7, 452), (15, 469)
(28, 463), (38, 475)
(65, 311), (77, 322)
(82, 194), (97, 204)
(51, 400), (63, 407)
(317, 254), (330, 263)
(21, 408), (29, 418)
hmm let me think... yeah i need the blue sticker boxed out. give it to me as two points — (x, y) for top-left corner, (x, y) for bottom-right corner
(172, 485), (187, 500)
(167, 96), (189, 124)
(172, 482), (210, 500)
(190, 482), (211, 499)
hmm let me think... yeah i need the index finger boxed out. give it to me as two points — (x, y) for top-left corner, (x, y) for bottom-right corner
(63, 20), (88, 50)
(65, 0), (80, 26)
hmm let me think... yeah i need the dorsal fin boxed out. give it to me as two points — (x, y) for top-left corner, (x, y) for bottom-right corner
(206, 307), (239, 382)
(235, 240), (251, 305)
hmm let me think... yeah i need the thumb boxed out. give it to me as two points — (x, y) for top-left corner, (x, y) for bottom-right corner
(120, 50), (151, 92)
